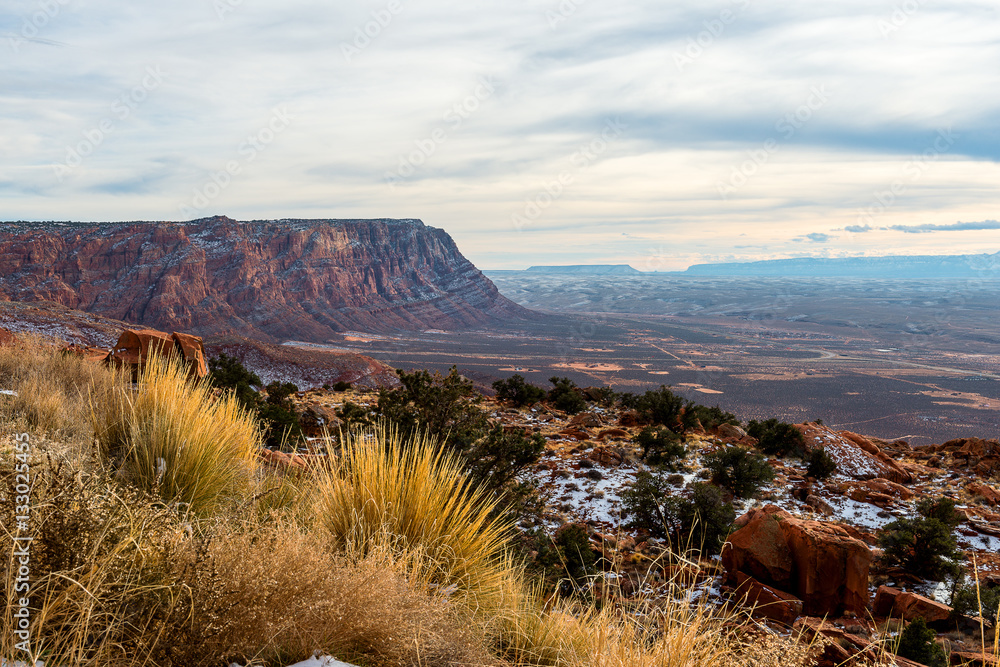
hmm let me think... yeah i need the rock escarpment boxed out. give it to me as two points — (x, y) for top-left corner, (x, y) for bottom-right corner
(0, 217), (532, 341)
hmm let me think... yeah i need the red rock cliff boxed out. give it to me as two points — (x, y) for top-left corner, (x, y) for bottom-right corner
(0, 216), (533, 341)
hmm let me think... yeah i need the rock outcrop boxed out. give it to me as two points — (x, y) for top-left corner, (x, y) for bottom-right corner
(796, 422), (912, 484)
(723, 505), (872, 616)
(0, 217), (533, 341)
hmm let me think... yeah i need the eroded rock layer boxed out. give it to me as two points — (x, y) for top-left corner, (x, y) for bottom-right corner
(0, 217), (532, 341)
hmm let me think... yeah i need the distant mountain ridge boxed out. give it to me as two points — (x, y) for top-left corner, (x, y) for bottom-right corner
(0, 216), (533, 341)
(525, 264), (641, 275)
(682, 252), (1000, 278)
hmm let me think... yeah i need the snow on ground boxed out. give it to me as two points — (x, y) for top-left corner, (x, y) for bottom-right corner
(822, 494), (896, 530)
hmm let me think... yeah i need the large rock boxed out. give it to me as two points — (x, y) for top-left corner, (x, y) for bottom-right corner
(732, 572), (803, 625)
(0, 217), (534, 341)
(894, 591), (952, 623)
(796, 423), (912, 484)
(723, 505), (872, 616)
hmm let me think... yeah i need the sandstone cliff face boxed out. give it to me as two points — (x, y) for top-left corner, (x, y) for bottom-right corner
(0, 217), (532, 341)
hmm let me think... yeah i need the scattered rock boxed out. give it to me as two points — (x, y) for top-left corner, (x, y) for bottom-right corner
(717, 423), (748, 440)
(796, 423), (912, 484)
(569, 412), (602, 428)
(723, 505), (872, 616)
(732, 572), (803, 625)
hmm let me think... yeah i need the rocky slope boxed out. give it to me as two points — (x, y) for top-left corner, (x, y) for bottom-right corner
(0, 216), (532, 341)
(279, 388), (1000, 665)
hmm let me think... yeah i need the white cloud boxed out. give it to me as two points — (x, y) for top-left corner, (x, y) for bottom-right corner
(1, 0), (999, 268)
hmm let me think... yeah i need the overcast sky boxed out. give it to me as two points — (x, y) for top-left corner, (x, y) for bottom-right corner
(2, 1), (999, 269)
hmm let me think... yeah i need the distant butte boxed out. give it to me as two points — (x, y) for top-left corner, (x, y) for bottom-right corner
(0, 216), (535, 342)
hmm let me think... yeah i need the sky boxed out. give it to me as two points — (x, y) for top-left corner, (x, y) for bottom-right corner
(2, 1), (999, 270)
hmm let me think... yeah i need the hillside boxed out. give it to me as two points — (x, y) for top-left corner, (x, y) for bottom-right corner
(0, 216), (533, 341)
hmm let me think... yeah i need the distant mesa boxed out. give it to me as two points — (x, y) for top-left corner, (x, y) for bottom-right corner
(0, 216), (534, 342)
(525, 264), (641, 275)
(682, 252), (1000, 279)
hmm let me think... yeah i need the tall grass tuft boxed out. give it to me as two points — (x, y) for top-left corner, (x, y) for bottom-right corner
(0, 334), (115, 443)
(91, 352), (261, 516)
(314, 425), (516, 613)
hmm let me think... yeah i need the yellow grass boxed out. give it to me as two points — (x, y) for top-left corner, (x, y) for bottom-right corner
(313, 426), (517, 615)
(1, 344), (828, 667)
(90, 352), (261, 516)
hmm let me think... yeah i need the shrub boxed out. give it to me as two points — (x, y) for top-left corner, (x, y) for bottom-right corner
(335, 400), (372, 431)
(208, 354), (303, 448)
(746, 418), (806, 457)
(547, 376), (587, 414)
(952, 582), (1000, 625)
(258, 381), (304, 448)
(333, 380), (352, 391)
(679, 482), (737, 556)
(92, 353), (261, 516)
(622, 470), (677, 539)
(702, 446), (775, 498)
(632, 386), (697, 432)
(634, 426), (687, 467)
(622, 473), (734, 555)
(531, 523), (598, 594)
(805, 447), (837, 479)
(878, 497), (963, 581)
(376, 368), (543, 499)
(895, 617), (947, 667)
(692, 405), (740, 430)
(492, 374), (546, 407)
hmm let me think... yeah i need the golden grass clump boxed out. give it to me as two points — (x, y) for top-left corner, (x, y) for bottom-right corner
(158, 518), (497, 667)
(0, 333), (115, 442)
(90, 352), (262, 516)
(314, 426), (516, 611)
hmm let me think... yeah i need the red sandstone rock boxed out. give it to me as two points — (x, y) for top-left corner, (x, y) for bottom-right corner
(0, 327), (16, 346)
(894, 591), (952, 623)
(733, 572), (803, 625)
(0, 217), (533, 341)
(723, 505), (872, 616)
(873, 585), (904, 617)
(796, 422), (912, 484)
(967, 482), (1000, 504)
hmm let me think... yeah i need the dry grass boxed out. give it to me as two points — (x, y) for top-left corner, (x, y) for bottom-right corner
(313, 426), (516, 614)
(90, 353), (262, 516)
(1, 344), (826, 667)
(0, 334), (115, 444)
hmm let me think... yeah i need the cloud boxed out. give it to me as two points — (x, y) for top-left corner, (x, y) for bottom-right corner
(794, 232), (836, 243)
(844, 224), (875, 233)
(887, 220), (1000, 234)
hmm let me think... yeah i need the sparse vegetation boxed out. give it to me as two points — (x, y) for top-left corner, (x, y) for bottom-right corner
(0, 340), (853, 667)
(895, 617), (947, 667)
(634, 426), (687, 468)
(493, 373), (547, 407)
(702, 446), (775, 498)
(952, 580), (1000, 625)
(208, 353), (304, 448)
(746, 418), (806, 457)
(804, 447), (837, 479)
(878, 497), (964, 581)
(547, 376), (588, 414)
